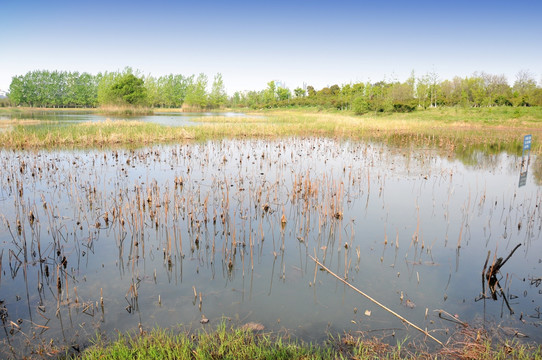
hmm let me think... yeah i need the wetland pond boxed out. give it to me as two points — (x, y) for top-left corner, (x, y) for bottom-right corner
(0, 138), (541, 357)
(0, 110), (254, 128)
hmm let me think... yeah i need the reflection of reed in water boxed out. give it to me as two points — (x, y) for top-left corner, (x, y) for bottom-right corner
(1, 139), (542, 357)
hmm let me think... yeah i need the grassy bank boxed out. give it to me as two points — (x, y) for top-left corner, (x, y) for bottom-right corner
(97, 105), (154, 115)
(191, 108), (542, 156)
(1, 107), (541, 155)
(0, 105), (154, 116)
(67, 323), (542, 360)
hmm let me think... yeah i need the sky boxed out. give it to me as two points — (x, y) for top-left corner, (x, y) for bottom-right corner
(1, 0), (541, 95)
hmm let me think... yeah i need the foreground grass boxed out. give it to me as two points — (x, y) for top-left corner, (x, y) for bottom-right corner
(72, 323), (541, 360)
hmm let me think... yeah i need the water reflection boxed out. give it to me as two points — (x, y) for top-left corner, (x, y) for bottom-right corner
(0, 139), (540, 357)
(519, 157), (530, 188)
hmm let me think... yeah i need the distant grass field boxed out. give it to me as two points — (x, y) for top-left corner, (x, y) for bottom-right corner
(1, 107), (540, 156)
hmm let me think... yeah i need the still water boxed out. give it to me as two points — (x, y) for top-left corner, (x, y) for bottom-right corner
(0, 138), (540, 357)
(0, 110), (253, 127)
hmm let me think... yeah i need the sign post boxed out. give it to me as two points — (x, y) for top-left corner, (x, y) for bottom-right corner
(523, 134), (531, 154)
(519, 135), (532, 188)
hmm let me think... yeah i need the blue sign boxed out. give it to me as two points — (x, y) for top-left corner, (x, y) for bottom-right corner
(523, 135), (532, 151)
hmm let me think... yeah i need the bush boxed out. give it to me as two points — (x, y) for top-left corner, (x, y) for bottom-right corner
(352, 96), (370, 115)
(392, 102), (417, 113)
(494, 95), (512, 107)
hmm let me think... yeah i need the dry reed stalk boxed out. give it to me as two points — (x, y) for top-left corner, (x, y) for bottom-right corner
(249, 233), (254, 271)
(65, 271), (69, 303)
(310, 255), (444, 347)
(313, 248), (319, 286)
(457, 219), (465, 249)
(344, 246), (348, 279)
(0, 249), (3, 286)
(241, 241), (245, 278)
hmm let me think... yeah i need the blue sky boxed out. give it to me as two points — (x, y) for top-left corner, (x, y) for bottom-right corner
(1, 0), (541, 94)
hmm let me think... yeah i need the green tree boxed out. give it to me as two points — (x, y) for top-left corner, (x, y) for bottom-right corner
(185, 73), (208, 109)
(8, 75), (24, 105)
(230, 91), (243, 107)
(276, 86), (291, 101)
(97, 68), (147, 106)
(329, 84), (340, 96)
(416, 75), (430, 109)
(97, 71), (119, 105)
(293, 87), (305, 98)
(111, 73), (147, 105)
(159, 74), (189, 108)
(264, 81), (276, 105)
(209, 73), (227, 109)
(513, 70), (537, 106)
(352, 94), (370, 114)
(145, 75), (161, 107)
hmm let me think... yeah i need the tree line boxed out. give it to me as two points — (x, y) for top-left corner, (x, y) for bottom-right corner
(233, 70), (542, 113)
(7, 68), (542, 112)
(8, 68), (227, 109)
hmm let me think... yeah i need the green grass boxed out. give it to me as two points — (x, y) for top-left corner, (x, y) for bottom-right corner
(77, 324), (327, 360)
(69, 323), (542, 360)
(371, 106), (542, 124)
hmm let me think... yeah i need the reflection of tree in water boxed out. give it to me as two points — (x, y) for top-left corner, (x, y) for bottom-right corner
(382, 130), (526, 170)
(532, 156), (542, 185)
(454, 149), (501, 168)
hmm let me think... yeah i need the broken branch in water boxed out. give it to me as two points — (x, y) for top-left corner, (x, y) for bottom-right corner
(486, 244), (521, 282)
(481, 243), (521, 314)
(309, 255), (444, 347)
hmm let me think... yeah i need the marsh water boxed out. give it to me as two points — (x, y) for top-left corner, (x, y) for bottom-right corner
(0, 110), (254, 127)
(0, 138), (541, 357)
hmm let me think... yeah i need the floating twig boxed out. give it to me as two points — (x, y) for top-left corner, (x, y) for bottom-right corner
(309, 255), (444, 347)
(434, 309), (468, 327)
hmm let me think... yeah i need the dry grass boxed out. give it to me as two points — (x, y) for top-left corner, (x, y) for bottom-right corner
(190, 110), (542, 156)
(97, 105), (153, 115)
(0, 119), (194, 148)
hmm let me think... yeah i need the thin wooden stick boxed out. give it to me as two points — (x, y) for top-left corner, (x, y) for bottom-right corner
(309, 255), (444, 347)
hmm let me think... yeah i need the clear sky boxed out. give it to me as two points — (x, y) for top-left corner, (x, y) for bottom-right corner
(1, 0), (541, 95)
